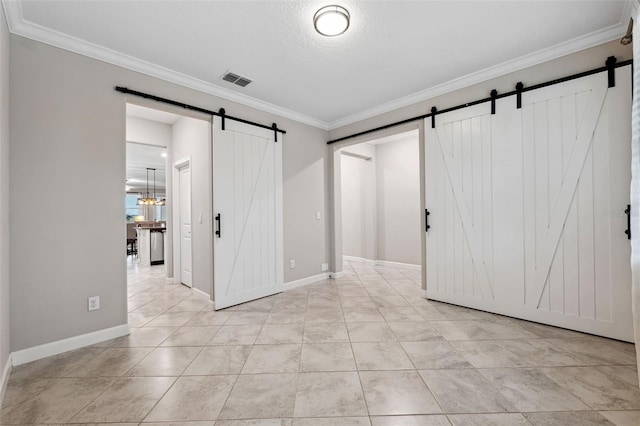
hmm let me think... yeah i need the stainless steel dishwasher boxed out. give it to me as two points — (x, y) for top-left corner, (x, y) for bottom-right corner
(150, 229), (165, 265)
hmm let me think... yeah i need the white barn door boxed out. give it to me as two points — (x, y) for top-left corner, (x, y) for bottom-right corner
(425, 69), (633, 341)
(213, 117), (283, 310)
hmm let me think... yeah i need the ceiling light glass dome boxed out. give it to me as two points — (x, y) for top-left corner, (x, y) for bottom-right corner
(314, 5), (350, 37)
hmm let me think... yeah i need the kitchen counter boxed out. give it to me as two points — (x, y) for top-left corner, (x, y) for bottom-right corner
(136, 227), (166, 265)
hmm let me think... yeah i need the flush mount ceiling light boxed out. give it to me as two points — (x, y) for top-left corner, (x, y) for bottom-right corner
(314, 5), (350, 37)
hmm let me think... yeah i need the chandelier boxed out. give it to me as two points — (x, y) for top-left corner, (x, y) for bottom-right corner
(137, 168), (165, 206)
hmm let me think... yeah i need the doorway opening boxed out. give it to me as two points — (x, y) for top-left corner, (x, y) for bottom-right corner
(125, 102), (212, 317)
(334, 129), (422, 286)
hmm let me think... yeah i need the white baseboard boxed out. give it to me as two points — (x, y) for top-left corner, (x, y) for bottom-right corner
(165, 277), (174, 284)
(0, 353), (12, 404)
(284, 273), (331, 291)
(374, 259), (421, 271)
(11, 324), (130, 366)
(329, 271), (345, 279)
(343, 255), (421, 271)
(421, 289), (429, 299)
(192, 286), (212, 300)
(343, 255), (375, 264)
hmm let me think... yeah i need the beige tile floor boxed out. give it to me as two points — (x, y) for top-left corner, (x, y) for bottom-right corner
(2, 258), (640, 425)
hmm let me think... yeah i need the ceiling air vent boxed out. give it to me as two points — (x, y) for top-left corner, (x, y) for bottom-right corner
(221, 71), (252, 87)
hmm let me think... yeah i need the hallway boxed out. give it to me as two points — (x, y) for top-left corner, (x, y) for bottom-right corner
(1, 261), (639, 424)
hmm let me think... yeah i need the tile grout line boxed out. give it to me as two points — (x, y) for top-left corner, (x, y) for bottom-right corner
(342, 275), (373, 420)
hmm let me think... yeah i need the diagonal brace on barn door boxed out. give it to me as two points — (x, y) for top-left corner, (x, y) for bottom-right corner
(530, 83), (608, 309)
(224, 136), (272, 296)
(435, 125), (494, 300)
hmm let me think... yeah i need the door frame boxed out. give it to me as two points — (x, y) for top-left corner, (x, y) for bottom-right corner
(173, 156), (193, 287)
(328, 121), (427, 293)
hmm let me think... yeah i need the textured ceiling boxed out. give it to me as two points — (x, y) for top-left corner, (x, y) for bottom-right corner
(11, 1), (631, 127)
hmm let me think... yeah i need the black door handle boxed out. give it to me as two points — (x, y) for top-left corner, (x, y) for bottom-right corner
(215, 213), (221, 238)
(425, 209), (431, 232)
(625, 205), (631, 240)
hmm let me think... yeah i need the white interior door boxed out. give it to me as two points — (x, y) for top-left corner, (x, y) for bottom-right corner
(179, 165), (193, 287)
(213, 117), (283, 310)
(425, 68), (633, 341)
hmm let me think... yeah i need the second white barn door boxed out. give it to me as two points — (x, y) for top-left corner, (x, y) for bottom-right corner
(213, 117), (283, 310)
(425, 68), (633, 341)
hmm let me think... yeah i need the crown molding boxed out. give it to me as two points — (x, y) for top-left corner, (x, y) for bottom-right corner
(2, 0), (632, 133)
(327, 20), (629, 130)
(1, 0), (330, 130)
(1, 0), (21, 33)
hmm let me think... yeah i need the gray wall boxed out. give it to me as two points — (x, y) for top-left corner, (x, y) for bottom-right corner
(171, 116), (212, 296)
(9, 35), (329, 351)
(0, 5), (11, 375)
(376, 137), (420, 265)
(283, 121), (331, 280)
(341, 144), (376, 260)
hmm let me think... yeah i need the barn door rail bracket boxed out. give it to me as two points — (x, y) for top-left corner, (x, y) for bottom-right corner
(219, 108), (226, 130)
(515, 82), (524, 109)
(327, 56), (631, 145)
(114, 86), (286, 139)
(425, 209), (431, 232)
(606, 56), (617, 88)
(490, 89), (498, 114)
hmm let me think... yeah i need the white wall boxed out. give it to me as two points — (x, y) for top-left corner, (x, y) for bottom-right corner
(9, 34), (329, 352)
(0, 4), (11, 389)
(126, 116), (171, 147)
(341, 144), (376, 260)
(171, 116), (212, 296)
(376, 137), (421, 265)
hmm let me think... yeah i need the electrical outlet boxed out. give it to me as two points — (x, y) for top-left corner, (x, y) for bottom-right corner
(321, 263), (329, 272)
(88, 296), (100, 311)
(290, 259), (296, 269)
